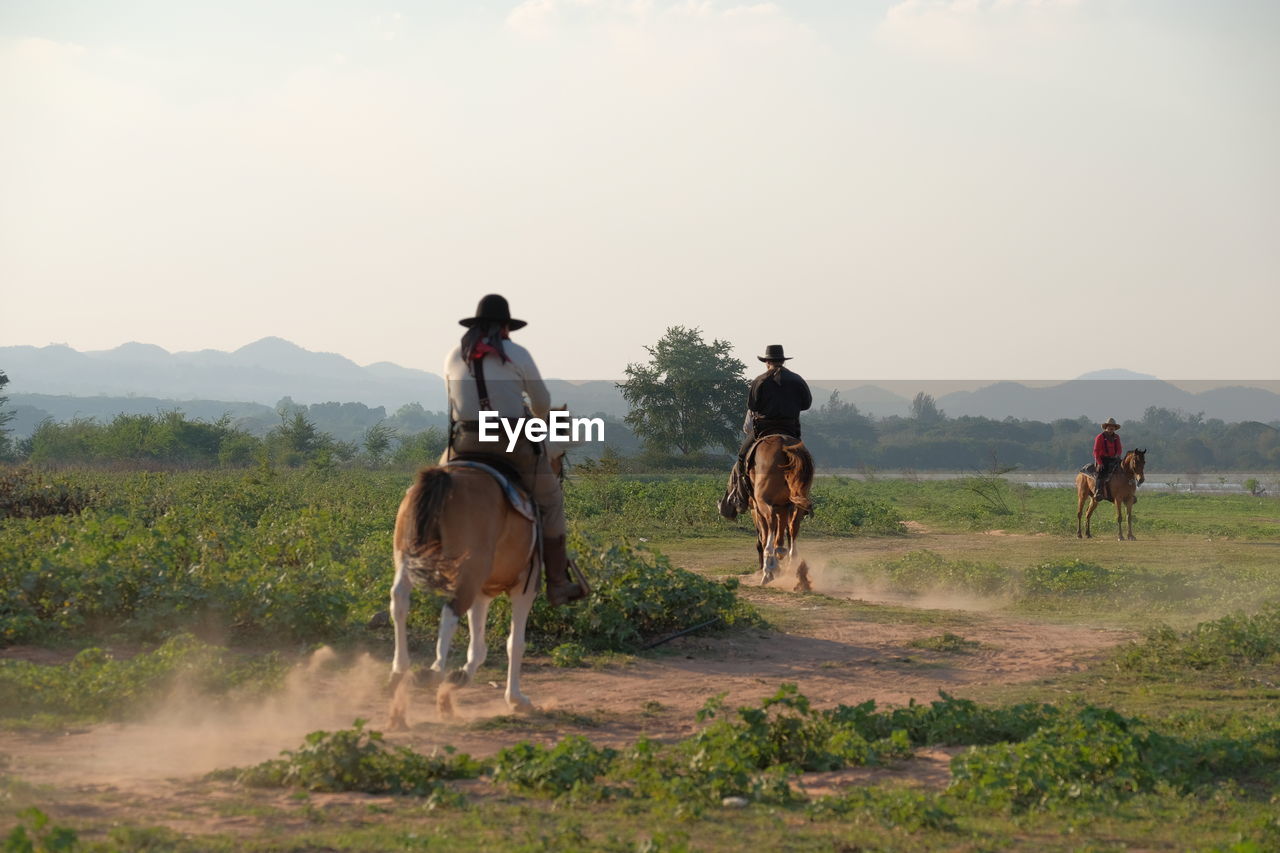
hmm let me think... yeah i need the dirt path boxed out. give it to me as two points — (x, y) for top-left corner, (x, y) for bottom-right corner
(0, 534), (1129, 837)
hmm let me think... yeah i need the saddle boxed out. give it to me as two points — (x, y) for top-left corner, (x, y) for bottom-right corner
(444, 458), (537, 523)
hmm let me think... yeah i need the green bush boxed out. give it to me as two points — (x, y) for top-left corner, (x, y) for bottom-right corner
(0, 467), (97, 521)
(949, 707), (1150, 811)
(492, 735), (617, 797)
(515, 536), (761, 653)
(1114, 603), (1280, 672)
(1023, 560), (1118, 596)
(230, 719), (482, 795)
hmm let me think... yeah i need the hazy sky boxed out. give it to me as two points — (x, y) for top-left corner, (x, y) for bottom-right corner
(3, 1), (1277, 380)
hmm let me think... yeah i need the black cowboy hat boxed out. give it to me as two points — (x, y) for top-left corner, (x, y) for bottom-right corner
(758, 344), (792, 363)
(459, 294), (526, 330)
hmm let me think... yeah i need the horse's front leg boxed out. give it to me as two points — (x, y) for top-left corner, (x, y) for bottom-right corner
(1115, 500), (1125, 541)
(1126, 501), (1136, 540)
(504, 570), (537, 713)
(1084, 497), (1098, 538)
(388, 555), (414, 729)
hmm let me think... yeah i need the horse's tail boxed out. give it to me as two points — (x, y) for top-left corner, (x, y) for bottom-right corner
(408, 466), (453, 559)
(780, 440), (815, 517)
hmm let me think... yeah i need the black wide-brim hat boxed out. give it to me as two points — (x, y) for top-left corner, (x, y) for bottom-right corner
(758, 344), (792, 362)
(459, 294), (526, 330)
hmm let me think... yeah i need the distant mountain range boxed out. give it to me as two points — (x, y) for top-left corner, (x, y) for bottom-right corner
(3, 339), (1279, 435)
(1, 338), (447, 412)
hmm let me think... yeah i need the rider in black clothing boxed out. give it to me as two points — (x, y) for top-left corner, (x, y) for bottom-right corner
(718, 344), (812, 520)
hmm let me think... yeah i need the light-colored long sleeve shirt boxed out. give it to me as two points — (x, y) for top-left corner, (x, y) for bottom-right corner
(444, 341), (551, 422)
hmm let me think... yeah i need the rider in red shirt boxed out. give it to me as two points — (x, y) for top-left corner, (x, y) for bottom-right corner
(1092, 418), (1122, 500)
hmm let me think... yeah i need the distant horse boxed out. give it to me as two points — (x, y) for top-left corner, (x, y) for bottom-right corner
(749, 435), (814, 591)
(386, 447), (568, 728)
(1075, 448), (1147, 540)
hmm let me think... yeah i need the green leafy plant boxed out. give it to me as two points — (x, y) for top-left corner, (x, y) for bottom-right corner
(229, 719), (482, 795)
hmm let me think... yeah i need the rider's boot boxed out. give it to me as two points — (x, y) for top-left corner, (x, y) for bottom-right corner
(544, 535), (586, 607)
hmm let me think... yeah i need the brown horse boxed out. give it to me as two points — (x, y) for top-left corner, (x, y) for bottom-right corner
(1075, 448), (1147, 540)
(386, 450), (566, 728)
(749, 435), (814, 591)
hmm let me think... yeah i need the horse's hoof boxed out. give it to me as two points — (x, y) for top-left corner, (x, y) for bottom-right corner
(387, 671), (407, 696)
(1128, 535), (1137, 541)
(794, 581), (812, 593)
(760, 573), (774, 587)
(446, 668), (470, 687)
(388, 711), (409, 732)
(437, 690), (456, 720)
(507, 697), (535, 714)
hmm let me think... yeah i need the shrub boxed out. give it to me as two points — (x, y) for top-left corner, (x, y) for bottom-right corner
(492, 736), (617, 797)
(1023, 560), (1118, 596)
(949, 707), (1150, 811)
(514, 536), (761, 653)
(1114, 603), (1280, 672)
(0, 467), (96, 520)
(230, 719), (481, 795)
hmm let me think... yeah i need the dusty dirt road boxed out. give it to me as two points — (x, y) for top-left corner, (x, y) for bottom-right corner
(0, 533), (1128, 838)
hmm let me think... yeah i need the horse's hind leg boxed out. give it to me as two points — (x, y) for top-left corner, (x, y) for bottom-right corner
(431, 603), (462, 718)
(760, 514), (779, 586)
(388, 555), (414, 730)
(460, 595), (492, 682)
(786, 509), (811, 592)
(1084, 497), (1098, 539)
(504, 574), (537, 712)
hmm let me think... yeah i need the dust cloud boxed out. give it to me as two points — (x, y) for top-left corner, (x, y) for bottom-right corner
(47, 647), (389, 785)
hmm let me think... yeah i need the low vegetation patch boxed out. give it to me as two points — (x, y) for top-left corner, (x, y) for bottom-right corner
(520, 536), (761, 652)
(214, 680), (1280, 832)
(0, 634), (284, 723)
(0, 470), (762, 653)
(908, 633), (981, 654)
(216, 719), (482, 797)
(1114, 603), (1280, 673)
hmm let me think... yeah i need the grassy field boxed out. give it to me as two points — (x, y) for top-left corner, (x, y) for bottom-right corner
(1, 467), (1278, 851)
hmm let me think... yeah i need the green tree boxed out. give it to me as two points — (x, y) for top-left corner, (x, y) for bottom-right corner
(618, 326), (746, 455)
(270, 410), (325, 466)
(911, 392), (944, 425)
(363, 421), (397, 465)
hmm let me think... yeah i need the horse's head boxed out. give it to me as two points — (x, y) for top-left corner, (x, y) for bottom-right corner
(1128, 448), (1147, 485)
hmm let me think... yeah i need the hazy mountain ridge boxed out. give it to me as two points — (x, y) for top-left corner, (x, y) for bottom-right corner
(4, 341), (1279, 429)
(2, 338), (448, 412)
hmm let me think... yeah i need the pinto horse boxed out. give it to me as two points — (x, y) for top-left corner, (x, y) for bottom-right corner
(386, 447), (568, 728)
(749, 435), (814, 591)
(1075, 448), (1147, 540)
